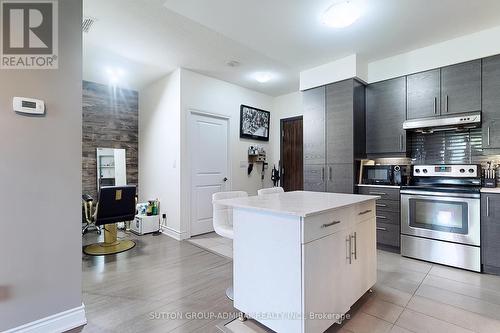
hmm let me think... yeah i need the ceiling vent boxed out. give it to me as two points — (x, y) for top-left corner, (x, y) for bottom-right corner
(82, 17), (96, 33)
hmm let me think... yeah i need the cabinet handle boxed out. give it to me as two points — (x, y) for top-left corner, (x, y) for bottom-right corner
(321, 220), (341, 228)
(400, 134), (404, 151)
(352, 232), (357, 260)
(433, 97), (437, 114)
(376, 215), (388, 220)
(376, 203), (387, 207)
(376, 227), (388, 231)
(329, 166), (332, 181)
(346, 236), (352, 264)
(358, 209), (372, 215)
(487, 127), (491, 147)
(321, 167), (325, 181)
(487, 196), (490, 217)
(445, 95), (449, 113)
(370, 191), (387, 196)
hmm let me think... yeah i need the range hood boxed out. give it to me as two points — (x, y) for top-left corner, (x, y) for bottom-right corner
(403, 112), (481, 132)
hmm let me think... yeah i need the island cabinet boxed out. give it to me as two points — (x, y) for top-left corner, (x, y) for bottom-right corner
(228, 192), (378, 333)
(481, 193), (500, 274)
(482, 55), (500, 149)
(365, 77), (407, 155)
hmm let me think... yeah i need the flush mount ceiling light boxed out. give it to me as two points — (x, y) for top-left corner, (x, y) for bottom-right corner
(254, 72), (273, 83)
(322, 1), (362, 28)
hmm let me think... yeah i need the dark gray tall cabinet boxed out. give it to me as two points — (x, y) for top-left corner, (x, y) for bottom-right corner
(303, 79), (365, 194)
(482, 55), (500, 149)
(366, 77), (407, 155)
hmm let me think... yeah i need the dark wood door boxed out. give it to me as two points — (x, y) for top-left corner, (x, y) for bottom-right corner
(366, 77), (407, 154)
(407, 69), (440, 120)
(281, 116), (303, 192)
(441, 60), (481, 115)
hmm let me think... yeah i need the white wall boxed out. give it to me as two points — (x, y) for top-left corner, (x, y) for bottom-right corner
(0, 0), (84, 331)
(368, 25), (500, 83)
(180, 69), (275, 237)
(270, 92), (303, 165)
(139, 69), (182, 237)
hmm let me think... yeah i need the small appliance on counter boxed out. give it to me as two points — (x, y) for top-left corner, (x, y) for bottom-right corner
(361, 164), (411, 186)
(131, 214), (160, 235)
(483, 162), (498, 188)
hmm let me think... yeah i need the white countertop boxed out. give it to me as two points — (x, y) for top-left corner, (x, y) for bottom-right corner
(481, 187), (500, 194)
(215, 191), (379, 218)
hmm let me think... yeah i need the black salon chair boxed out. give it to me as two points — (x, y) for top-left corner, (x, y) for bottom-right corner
(83, 185), (137, 256)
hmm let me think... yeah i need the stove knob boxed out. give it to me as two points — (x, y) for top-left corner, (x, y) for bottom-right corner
(460, 168), (466, 173)
(423, 169), (428, 174)
(415, 169), (420, 174)
(469, 168), (475, 174)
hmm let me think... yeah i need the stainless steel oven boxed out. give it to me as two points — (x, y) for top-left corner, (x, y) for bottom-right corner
(400, 164), (481, 272)
(401, 190), (480, 246)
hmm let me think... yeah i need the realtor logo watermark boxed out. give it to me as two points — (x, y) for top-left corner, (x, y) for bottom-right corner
(1, 0), (58, 69)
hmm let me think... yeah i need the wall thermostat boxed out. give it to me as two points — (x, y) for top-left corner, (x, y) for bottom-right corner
(13, 97), (45, 115)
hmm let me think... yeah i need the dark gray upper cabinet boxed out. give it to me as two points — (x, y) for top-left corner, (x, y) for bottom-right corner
(407, 69), (440, 120)
(326, 80), (354, 164)
(482, 55), (500, 149)
(303, 86), (326, 165)
(366, 77), (407, 155)
(441, 60), (481, 115)
(481, 194), (500, 274)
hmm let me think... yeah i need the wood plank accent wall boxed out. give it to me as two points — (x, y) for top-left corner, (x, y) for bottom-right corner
(82, 81), (139, 198)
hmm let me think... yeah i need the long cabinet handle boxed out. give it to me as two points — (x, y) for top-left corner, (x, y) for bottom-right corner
(321, 167), (325, 181)
(358, 209), (372, 215)
(376, 203), (387, 207)
(346, 236), (352, 264)
(376, 227), (388, 231)
(400, 134), (404, 151)
(370, 192), (387, 196)
(445, 95), (449, 113)
(488, 127), (491, 147)
(487, 196), (490, 217)
(352, 232), (357, 260)
(376, 215), (388, 220)
(433, 97), (437, 114)
(321, 220), (341, 228)
(329, 166), (332, 181)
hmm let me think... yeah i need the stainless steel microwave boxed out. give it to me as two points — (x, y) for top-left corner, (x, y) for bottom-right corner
(361, 165), (409, 186)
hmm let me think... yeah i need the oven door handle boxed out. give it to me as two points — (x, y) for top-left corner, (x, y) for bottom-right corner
(400, 190), (480, 199)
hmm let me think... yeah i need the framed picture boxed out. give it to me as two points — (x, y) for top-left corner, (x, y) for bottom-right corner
(239, 105), (270, 141)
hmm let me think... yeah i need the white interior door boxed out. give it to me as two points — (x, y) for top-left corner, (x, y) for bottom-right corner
(190, 113), (229, 236)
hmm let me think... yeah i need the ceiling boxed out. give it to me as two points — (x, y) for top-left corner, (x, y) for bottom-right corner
(83, 0), (500, 96)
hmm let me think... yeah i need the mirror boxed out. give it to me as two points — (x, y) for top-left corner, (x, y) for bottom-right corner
(96, 148), (127, 192)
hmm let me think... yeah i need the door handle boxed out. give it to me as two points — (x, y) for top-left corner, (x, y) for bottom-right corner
(321, 220), (341, 228)
(487, 196), (490, 217)
(376, 227), (388, 231)
(358, 209), (372, 215)
(346, 235), (351, 264)
(223, 177), (228, 182)
(352, 232), (357, 260)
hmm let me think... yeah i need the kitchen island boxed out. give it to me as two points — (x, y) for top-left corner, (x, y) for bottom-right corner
(216, 191), (379, 333)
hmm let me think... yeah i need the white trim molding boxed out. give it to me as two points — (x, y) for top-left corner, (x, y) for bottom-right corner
(5, 303), (87, 333)
(161, 226), (188, 240)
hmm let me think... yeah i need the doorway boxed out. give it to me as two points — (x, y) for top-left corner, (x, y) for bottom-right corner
(280, 116), (303, 192)
(189, 112), (230, 236)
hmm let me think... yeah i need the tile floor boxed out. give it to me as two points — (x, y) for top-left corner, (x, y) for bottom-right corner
(78, 230), (500, 333)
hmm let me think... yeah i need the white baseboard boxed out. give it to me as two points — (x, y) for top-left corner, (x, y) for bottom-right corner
(5, 303), (87, 333)
(161, 226), (188, 240)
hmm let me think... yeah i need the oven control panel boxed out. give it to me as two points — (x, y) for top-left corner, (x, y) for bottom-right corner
(413, 165), (479, 178)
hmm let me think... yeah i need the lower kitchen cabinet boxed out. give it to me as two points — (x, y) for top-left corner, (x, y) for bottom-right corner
(358, 185), (401, 251)
(304, 164), (326, 192)
(481, 193), (500, 275)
